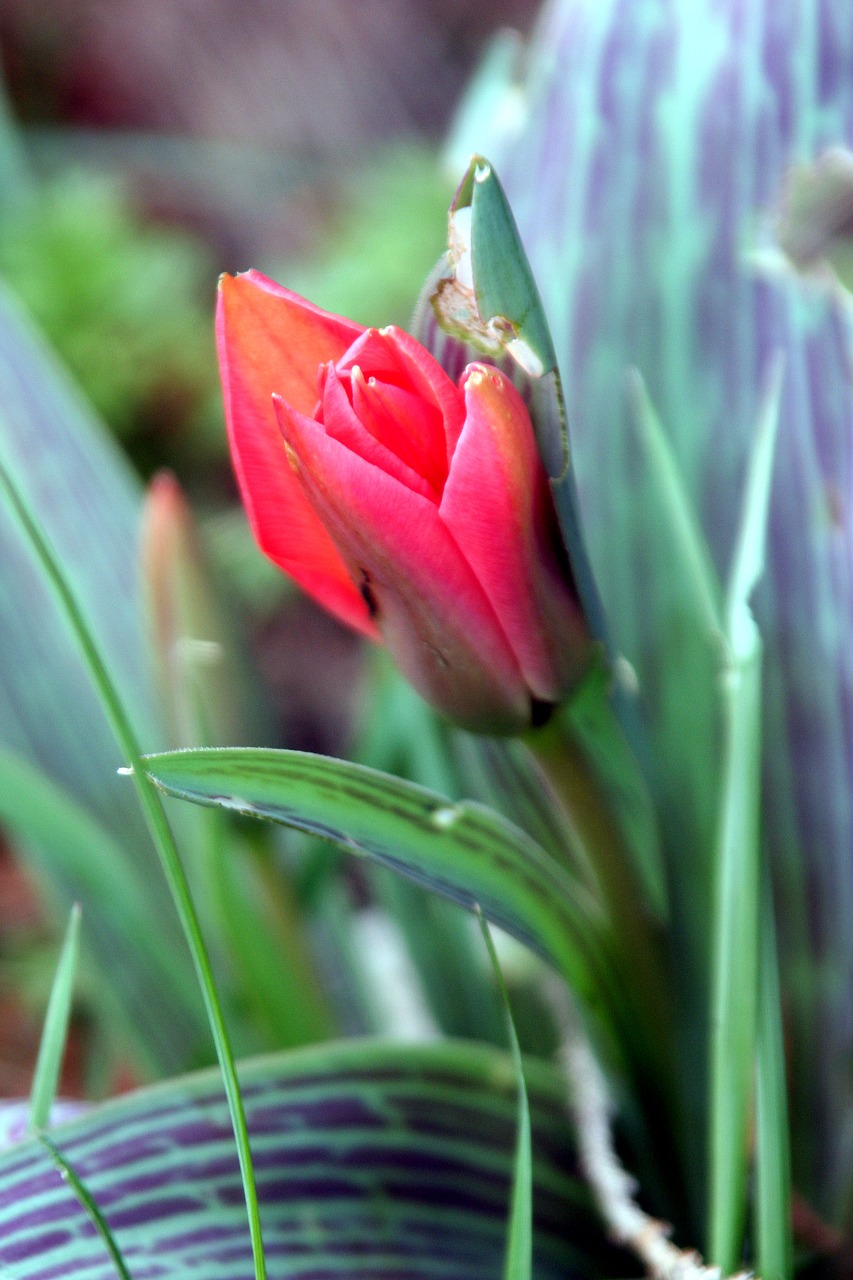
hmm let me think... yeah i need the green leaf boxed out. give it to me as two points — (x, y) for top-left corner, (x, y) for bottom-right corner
(0, 1040), (616, 1279)
(479, 915), (532, 1280)
(140, 747), (611, 1010)
(28, 904), (81, 1134)
(36, 1133), (133, 1280)
(725, 357), (784, 657)
(0, 280), (199, 1074)
(625, 370), (722, 639)
(465, 158), (560, 385)
(0, 748), (205, 1071)
(708, 358), (783, 1269)
(755, 872), (793, 1280)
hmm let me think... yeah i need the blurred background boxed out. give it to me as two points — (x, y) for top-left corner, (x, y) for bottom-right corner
(0, 0), (540, 1102)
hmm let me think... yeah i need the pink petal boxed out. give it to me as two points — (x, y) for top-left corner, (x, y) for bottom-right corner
(440, 365), (590, 701)
(217, 272), (377, 637)
(338, 326), (466, 475)
(320, 365), (436, 499)
(274, 395), (531, 732)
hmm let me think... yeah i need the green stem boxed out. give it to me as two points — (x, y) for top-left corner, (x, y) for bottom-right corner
(0, 461), (267, 1280)
(755, 866), (793, 1280)
(707, 631), (762, 1270)
(527, 698), (685, 1222)
(528, 704), (672, 1054)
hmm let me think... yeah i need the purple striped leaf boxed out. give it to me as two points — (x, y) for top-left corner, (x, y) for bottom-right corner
(0, 1040), (625, 1279)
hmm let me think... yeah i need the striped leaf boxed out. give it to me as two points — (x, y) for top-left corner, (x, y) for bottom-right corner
(483, 0), (853, 1222)
(0, 283), (207, 1074)
(140, 747), (612, 1013)
(0, 1040), (622, 1279)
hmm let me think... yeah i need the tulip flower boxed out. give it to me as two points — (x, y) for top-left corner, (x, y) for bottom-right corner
(217, 270), (590, 733)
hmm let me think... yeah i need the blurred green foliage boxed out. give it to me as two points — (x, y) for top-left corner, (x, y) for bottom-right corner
(280, 145), (453, 329)
(0, 173), (216, 456)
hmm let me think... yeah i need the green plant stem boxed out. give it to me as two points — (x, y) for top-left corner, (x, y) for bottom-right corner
(0, 461), (267, 1280)
(527, 707), (685, 1223)
(755, 867), (792, 1280)
(707, 633), (762, 1271)
(528, 712), (672, 1049)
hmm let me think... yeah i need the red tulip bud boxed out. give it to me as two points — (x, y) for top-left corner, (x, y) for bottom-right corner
(216, 269), (591, 733)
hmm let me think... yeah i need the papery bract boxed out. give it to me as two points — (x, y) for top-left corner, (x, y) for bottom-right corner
(217, 270), (589, 733)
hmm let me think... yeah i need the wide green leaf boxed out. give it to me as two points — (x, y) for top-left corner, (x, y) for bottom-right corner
(0, 1040), (623, 1279)
(0, 282), (201, 1074)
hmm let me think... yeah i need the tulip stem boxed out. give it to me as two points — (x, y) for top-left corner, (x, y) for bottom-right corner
(527, 678), (683, 1212)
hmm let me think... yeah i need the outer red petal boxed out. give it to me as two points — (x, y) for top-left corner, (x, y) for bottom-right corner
(440, 365), (591, 701)
(274, 395), (531, 733)
(216, 271), (377, 637)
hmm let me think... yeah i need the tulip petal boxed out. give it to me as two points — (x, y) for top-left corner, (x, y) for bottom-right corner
(274, 395), (531, 732)
(320, 365), (437, 500)
(338, 326), (466, 471)
(217, 272), (377, 636)
(348, 372), (446, 494)
(440, 365), (590, 701)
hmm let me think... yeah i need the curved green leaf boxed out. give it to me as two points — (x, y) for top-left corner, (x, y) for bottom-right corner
(0, 1040), (622, 1279)
(141, 747), (610, 1007)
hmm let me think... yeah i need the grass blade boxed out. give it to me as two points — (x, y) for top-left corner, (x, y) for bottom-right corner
(0, 459), (267, 1280)
(29, 904), (81, 1133)
(755, 871), (793, 1280)
(708, 359), (783, 1269)
(478, 913), (532, 1280)
(37, 1132), (133, 1280)
(707, 632), (762, 1268)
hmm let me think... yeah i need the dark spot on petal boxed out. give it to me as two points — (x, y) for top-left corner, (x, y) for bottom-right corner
(530, 698), (555, 729)
(359, 570), (379, 619)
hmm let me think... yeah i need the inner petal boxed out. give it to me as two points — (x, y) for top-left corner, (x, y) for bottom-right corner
(338, 326), (465, 471)
(349, 368), (448, 493)
(319, 364), (437, 499)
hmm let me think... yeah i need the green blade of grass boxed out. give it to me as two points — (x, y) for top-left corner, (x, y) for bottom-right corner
(0, 459), (267, 1280)
(707, 358), (783, 1269)
(478, 912), (532, 1280)
(37, 1132), (133, 1280)
(755, 869), (793, 1280)
(29, 903), (81, 1133)
(707, 628), (762, 1269)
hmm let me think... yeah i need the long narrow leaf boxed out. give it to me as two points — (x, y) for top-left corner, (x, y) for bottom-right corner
(708, 360), (783, 1268)
(479, 914), (532, 1280)
(28, 905), (81, 1133)
(755, 872), (793, 1280)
